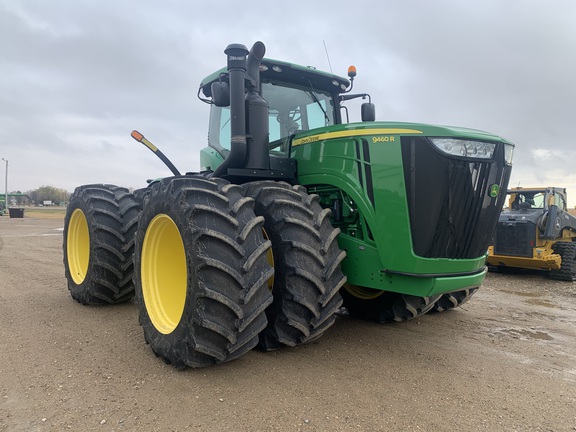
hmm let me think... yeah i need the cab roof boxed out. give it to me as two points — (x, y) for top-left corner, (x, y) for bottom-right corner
(200, 58), (350, 98)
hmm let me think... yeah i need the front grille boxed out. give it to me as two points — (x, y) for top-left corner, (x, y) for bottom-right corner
(402, 137), (512, 259)
(493, 222), (534, 257)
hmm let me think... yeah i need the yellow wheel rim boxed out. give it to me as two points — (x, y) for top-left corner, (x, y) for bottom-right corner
(141, 214), (187, 334)
(262, 228), (275, 291)
(343, 283), (384, 300)
(67, 208), (90, 285)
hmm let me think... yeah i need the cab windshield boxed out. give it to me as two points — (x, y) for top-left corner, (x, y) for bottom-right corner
(508, 191), (545, 210)
(508, 190), (568, 211)
(208, 81), (336, 155)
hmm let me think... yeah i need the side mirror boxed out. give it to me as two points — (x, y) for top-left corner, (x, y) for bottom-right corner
(211, 82), (230, 107)
(361, 102), (375, 122)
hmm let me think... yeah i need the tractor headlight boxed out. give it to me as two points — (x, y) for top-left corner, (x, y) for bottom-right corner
(429, 138), (496, 159)
(504, 143), (514, 165)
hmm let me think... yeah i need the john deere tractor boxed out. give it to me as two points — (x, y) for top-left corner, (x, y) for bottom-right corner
(487, 187), (576, 280)
(63, 41), (514, 368)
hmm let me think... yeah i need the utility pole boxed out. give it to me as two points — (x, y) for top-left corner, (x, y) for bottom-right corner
(1, 158), (7, 211)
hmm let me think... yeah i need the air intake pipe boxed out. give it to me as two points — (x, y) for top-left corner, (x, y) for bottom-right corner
(212, 43), (249, 178)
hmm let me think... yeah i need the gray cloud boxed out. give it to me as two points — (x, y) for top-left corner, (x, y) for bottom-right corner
(1, 0), (575, 205)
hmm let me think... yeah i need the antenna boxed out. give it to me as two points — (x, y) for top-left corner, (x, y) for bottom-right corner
(323, 40), (333, 73)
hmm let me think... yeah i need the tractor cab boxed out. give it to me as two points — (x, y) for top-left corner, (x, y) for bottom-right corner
(198, 55), (374, 174)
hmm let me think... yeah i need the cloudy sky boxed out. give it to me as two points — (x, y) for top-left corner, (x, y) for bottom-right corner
(2, 0), (576, 205)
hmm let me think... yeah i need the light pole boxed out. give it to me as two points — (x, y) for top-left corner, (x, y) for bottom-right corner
(1, 158), (7, 211)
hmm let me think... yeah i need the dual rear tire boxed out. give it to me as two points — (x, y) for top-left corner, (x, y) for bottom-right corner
(341, 284), (479, 321)
(64, 178), (345, 368)
(431, 288), (478, 312)
(63, 184), (139, 305)
(341, 284), (440, 323)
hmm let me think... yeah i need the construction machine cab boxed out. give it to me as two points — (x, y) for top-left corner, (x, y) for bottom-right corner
(508, 188), (566, 212)
(488, 187), (576, 278)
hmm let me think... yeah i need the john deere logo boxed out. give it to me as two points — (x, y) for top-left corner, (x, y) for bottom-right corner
(489, 184), (500, 198)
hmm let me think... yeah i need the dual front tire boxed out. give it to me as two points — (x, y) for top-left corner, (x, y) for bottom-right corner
(242, 181), (346, 350)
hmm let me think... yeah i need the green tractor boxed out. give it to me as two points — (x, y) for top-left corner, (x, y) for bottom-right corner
(63, 41), (514, 368)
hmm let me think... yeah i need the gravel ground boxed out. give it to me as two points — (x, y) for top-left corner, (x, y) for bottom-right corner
(0, 216), (575, 431)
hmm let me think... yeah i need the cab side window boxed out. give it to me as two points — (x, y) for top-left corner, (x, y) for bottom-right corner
(555, 193), (567, 211)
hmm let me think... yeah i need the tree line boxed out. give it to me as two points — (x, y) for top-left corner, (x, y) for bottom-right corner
(5, 185), (70, 207)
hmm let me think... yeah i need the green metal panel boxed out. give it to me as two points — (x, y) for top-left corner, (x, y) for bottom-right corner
(292, 122), (503, 294)
(200, 147), (225, 172)
(336, 234), (486, 295)
(201, 118), (507, 296)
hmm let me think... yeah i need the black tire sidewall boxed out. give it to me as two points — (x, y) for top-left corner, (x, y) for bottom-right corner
(133, 181), (201, 365)
(134, 177), (273, 367)
(63, 190), (101, 303)
(63, 184), (135, 304)
(242, 180), (345, 349)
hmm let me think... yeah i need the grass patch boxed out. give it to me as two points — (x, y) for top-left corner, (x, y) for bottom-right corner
(24, 207), (66, 219)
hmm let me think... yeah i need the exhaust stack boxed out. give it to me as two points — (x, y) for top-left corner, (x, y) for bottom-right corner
(244, 41), (269, 170)
(212, 42), (270, 178)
